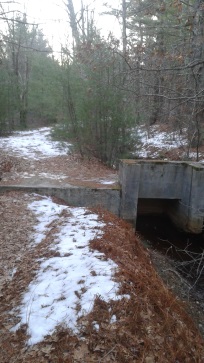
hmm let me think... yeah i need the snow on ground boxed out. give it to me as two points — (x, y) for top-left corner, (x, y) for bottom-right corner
(20, 172), (68, 180)
(2, 126), (204, 347)
(12, 195), (125, 345)
(135, 126), (204, 162)
(0, 128), (71, 159)
(1, 125), (203, 162)
(99, 179), (116, 185)
(135, 126), (186, 158)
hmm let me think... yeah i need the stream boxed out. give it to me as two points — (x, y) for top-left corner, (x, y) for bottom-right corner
(136, 215), (204, 299)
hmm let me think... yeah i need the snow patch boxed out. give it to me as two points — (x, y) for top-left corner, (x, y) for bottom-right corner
(12, 196), (125, 345)
(134, 126), (187, 158)
(0, 127), (71, 159)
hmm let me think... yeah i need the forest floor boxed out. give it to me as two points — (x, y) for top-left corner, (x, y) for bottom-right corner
(0, 127), (117, 188)
(0, 126), (204, 362)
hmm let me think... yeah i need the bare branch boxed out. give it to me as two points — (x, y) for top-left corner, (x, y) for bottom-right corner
(129, 59), (204, 73)
(0, 16), (42, 26)
(4, 38), (52, 53)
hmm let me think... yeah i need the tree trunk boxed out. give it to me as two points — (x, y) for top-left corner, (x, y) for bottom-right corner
(67, 0), (80, 46)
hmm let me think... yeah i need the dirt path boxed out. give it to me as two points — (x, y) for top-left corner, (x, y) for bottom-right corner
(0, 128), (117, 188)
(0, 152), (118, 188)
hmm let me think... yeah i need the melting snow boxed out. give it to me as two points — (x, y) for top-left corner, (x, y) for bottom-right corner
(0, 127), (71, 159)
(99, 179), (115, 185)
(5, 125), (203, 345)
(135, 126), (186, 158)
(12, 195), (125, 345)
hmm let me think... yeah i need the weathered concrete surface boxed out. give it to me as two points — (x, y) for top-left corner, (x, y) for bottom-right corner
(118, 161), (141, 220)
(119, 160), (204, 234)
(0, 185), (121, 216)
(1, 160), (204, 234)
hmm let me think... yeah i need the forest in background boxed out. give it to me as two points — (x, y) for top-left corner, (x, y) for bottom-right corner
(0, 0), (204, 166)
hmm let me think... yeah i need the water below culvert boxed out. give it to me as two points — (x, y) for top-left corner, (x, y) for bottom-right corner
(136, 215), (204, 298)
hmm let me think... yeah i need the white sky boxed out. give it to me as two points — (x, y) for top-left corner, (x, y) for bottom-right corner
(5, 0), (122, 54)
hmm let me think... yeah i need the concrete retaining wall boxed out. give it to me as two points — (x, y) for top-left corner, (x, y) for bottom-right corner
(1, 160), (204, 234)
(0, 185), (121, 216)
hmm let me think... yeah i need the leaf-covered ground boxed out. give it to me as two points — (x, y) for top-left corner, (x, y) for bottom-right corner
(0, 126), (204, 362)
(0, 128), (117, 188)
(0, 191), (203, 363)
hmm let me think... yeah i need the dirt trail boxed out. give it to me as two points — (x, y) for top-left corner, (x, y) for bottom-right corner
(0, 152), (118, 188)
(0, 128), (118, 188)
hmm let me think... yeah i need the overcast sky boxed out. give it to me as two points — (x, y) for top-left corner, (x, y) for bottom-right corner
(5, 0), (121, 53)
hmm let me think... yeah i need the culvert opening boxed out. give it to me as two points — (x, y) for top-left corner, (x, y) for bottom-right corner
(137, 198), (178, 216)
(136, 207), (204, 298)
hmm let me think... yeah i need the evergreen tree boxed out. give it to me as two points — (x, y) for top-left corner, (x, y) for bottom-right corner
(59, 2), (136, 166)
(1, 12), (61, 131)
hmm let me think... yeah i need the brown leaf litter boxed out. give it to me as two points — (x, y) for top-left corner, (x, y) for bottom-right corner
(0, 152), (118, 188)
(0, 191), (203, 362)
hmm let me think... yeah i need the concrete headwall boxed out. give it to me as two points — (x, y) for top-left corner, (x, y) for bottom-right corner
(119, 160), (204, 234)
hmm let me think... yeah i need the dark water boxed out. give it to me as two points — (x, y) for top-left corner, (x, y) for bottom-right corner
(136, 215), (204, 297)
